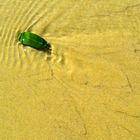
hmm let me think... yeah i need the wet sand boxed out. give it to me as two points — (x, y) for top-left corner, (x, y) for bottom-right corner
(0, 0), (140, 139)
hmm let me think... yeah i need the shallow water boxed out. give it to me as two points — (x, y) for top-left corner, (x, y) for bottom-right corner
(0, 0), (140, 139)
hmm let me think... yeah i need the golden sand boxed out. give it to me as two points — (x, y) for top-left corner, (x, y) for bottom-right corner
(0, 0), (140, 139)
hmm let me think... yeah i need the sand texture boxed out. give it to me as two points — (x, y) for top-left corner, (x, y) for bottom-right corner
(0, 0), (140, 139)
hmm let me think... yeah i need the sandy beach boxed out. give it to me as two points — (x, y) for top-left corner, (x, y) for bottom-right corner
(0, 0), (140, 139)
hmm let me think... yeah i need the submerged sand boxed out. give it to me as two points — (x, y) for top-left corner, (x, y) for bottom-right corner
(0, 0), (140, 139)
